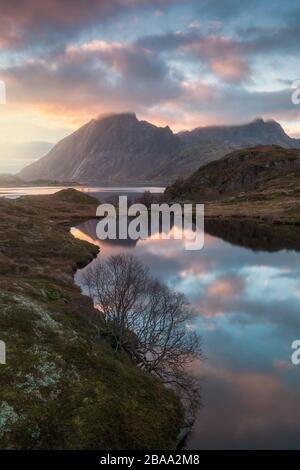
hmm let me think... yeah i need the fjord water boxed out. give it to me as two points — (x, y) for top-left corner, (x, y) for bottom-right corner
(0, 186), (164, 199)
(72, 217), (300, 450)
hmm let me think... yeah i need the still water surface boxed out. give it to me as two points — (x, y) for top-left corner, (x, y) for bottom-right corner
(0, 186), (164, 199)
(72, 218), (300, 450)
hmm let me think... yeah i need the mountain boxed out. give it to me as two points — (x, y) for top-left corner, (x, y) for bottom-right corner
(174, 118), (300, 172)
(19, 113), (300, 185)
(165, 145), (300, 201)
(19, 113), (181, 184)
(180, 118), (299, 148)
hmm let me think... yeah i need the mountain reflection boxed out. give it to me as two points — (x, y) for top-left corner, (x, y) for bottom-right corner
(72, 216), (300, 253)
(72, 217), (300, 449)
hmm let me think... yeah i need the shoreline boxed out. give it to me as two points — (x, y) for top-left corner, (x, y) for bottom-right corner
(0, 189), (183, 449)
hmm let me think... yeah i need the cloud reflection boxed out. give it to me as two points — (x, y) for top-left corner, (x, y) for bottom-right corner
(73, 218), (300, 449)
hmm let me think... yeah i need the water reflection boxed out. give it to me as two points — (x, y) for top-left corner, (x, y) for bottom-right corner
(206, 218), (300, 252)
(72, 218), (300, 449)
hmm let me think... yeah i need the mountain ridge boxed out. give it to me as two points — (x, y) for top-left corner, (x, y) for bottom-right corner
(19, 113), (300, 185)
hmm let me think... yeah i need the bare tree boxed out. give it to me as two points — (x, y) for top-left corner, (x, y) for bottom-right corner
(136, 190), (154, 209)
(134, 191), (166, 207)
(83, 254), (202, 412)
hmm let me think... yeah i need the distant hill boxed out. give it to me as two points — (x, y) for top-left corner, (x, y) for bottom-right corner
(6, 141), (54, 161)
(19, 113), (300, 185)
(0, 141), (53, 173)
(0, 174), (24, 187)
(0, 174), (79, 188)
(165, 145), (300, 201)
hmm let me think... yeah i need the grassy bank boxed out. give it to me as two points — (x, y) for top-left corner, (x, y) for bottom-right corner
(0, 189), (183, 449)
(165, 146), (300, 225)
(204, 187), (300, 224)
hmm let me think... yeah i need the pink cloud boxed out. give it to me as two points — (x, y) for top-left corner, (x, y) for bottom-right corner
(210, 57), (250, 83)
(181, 35), (252, 83)
(207, 277), (244, 298)
(0, 0), (179, 49)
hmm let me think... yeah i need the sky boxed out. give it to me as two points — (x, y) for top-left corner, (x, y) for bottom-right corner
(0, 0), (300, 153)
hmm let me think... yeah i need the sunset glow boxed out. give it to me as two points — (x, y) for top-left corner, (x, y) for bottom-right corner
(0, 0), (299, 167)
